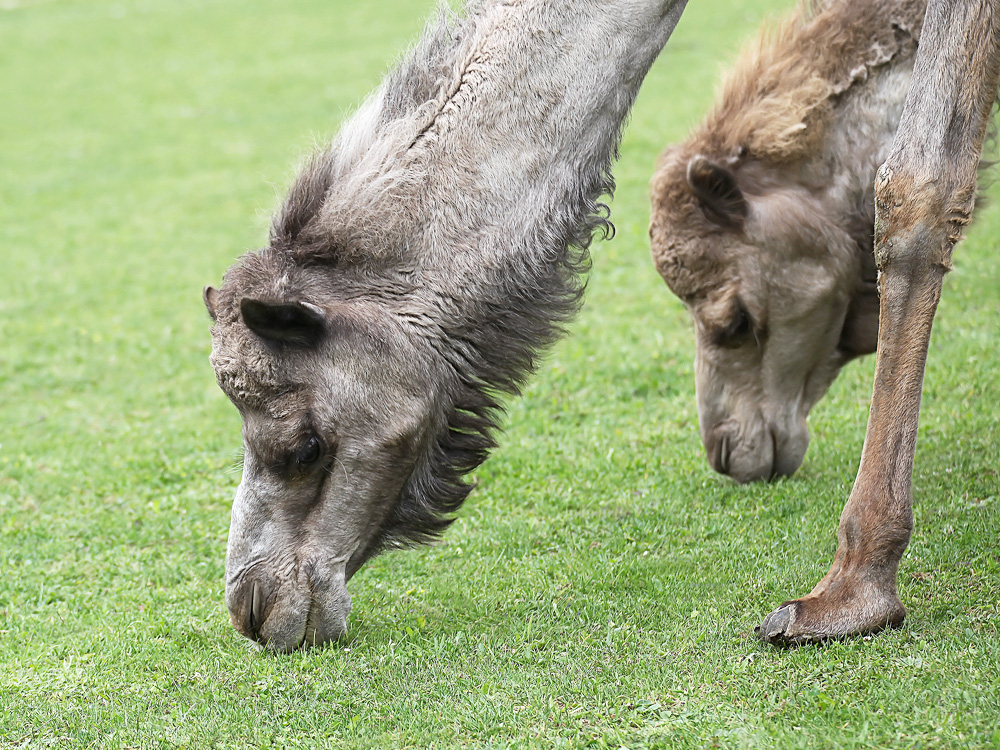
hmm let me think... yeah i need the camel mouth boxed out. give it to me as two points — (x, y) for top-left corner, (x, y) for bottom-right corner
(226, 561), (351, 652)
(260, 591), (349, 652)
(703, 417), (807, 484)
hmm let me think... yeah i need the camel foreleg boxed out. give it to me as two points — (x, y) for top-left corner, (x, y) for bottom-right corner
(758, 0), (1000, 645)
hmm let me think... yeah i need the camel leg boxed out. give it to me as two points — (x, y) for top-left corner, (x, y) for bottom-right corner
(758, 0), (1000, 645)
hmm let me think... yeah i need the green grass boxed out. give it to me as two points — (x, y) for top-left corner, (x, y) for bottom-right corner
(1, 0), (998, 747)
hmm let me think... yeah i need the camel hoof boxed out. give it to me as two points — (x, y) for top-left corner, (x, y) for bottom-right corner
(755, 602), (811, 646)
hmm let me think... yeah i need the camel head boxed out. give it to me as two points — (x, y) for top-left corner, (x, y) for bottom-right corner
(204, 255), (453, 650)
(650, 150), (878, 483)
(200, 66), (510, 650)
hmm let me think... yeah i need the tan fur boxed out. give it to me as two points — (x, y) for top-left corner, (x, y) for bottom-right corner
(695, 0), (924, 164)
(651, 0), (924, 309)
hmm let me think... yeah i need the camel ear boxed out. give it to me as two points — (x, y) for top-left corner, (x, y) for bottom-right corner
(203, 286), (220, 321)
(687, 155), (748, 230)
(240, 298), (327, 346)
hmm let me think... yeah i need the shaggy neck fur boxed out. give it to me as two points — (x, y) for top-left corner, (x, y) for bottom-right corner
(652, 0), (925, 303)
(695, 0), (925, 165)
(220, 0), (687, 555)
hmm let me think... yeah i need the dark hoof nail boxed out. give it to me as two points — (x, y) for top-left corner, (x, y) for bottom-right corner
(757, 605), (792, 643)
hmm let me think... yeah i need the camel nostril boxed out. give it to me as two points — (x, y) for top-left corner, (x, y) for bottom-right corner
(707, 429), (732, 476)
(229, 576), (272, 643)
(250, 580), (266, 637)
(769, 422), (809, 480)
(767, 427), (779, 481)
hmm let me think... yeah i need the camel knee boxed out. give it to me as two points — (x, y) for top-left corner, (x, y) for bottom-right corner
(874, 160), (974, 276)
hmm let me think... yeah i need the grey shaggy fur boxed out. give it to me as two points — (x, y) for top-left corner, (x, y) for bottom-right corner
(209, 0), (689, 650)
(266, 7), (614, 554)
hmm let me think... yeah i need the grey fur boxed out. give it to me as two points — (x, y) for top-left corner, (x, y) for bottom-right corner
(207, 0), (689, 651)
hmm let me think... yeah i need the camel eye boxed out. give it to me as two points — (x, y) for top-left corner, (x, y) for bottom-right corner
(731, 309), (751, 338)
(295, 436), (323, 467)
(716, 307), (753, 348)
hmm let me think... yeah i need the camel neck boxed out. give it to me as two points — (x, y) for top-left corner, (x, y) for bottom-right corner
(406, 1), (688, 270)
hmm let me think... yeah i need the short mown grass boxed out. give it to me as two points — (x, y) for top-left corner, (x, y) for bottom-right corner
(1, 0), (998, 747)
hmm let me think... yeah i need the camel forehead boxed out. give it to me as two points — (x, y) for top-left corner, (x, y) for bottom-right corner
(656, 241), (729, 301)
(208, 309), (331, 422)
(207, 247), (338, 413)
(208, 283), (427, 426)
(209, 328), (305, 419)
(650, 151), (728, 300)
(649, 205), (758, 327)
(651, 216), (747, 305)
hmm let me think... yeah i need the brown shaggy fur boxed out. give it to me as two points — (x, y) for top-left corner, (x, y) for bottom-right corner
(651, 0), (925, 307)
(695, 0), (924, 164)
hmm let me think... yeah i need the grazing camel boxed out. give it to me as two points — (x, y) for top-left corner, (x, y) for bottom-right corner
(205, 0), (999, 649)
(650, 0), (927, 484)
(753, 0), (1000, 644)
(204, 0), (689, 651)
(653, 0), (999, 643)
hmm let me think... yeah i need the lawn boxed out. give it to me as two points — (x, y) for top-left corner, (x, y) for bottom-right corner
(1, 0), (998, 747)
